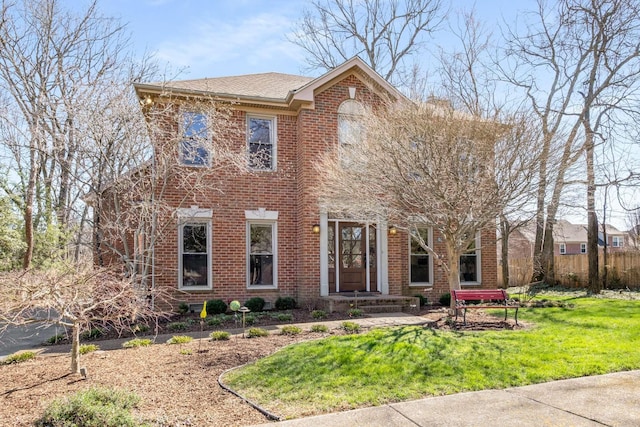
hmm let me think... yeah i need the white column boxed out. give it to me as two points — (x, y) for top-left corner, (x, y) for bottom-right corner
(379, 221), (389, 295)
(319, 211), (329, 296)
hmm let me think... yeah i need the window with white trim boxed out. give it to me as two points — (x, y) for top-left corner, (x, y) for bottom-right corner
(179, 221), (211, 289)
(338, 100), (364, 146)
(580, 243), (587, 254)
(460, 233), (480, 283)
(612, 236), (623, 247)
(248, 222), (277, 287)
(247, 116), (276, 170)
(180, 112), (210, 166)
(559, 243), (566, 254)
(410, 227), (432, 285)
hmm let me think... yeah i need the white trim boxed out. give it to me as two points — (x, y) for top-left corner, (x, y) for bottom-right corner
(580, 242), (587, 254)
(559, 243), (567, 255)
(247, 114), (277, 171)
(319, 211), (329, 296)
(178, 220), (212, 291)
(246, 220), (278, 289)
(379, 221), (389, 295)
(179, 111), (211, 167)
(460, 232), (482, 286)
(408, 227), (433, 287)
(177, 206), (213, 219)
(245, 208), (278, 220)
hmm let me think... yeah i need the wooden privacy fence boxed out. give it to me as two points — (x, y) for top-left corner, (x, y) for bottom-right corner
(499, 252), (640, 289)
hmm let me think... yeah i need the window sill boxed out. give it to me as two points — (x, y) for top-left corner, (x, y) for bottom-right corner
(178, 286), (212, 292)
(409, 283), (433, 287)
(461, 282), (482, 287)
(247, 285), (278, 290)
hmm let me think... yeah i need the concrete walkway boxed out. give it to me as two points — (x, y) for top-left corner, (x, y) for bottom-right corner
(254, 370), (640, 426)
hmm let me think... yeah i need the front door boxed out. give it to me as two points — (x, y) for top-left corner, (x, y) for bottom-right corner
(327, 221), (378, 292)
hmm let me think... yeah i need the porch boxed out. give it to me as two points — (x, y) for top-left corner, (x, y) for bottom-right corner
(323, 292), (420, 314)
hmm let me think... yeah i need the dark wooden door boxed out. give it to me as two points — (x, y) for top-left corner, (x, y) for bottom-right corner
(339, 223), (367, 291)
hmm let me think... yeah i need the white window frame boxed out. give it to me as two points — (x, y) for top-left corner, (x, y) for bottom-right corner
(460, 232), (481, 285)
(409, 227), (433, 287)
(580, 243), (587, 254)
(612, 236), (623, 247)
(180, 111), (211, 167)
(245, 209), (278, 289)
(247, 115), (277, 171)
(559, 243), (567, 254)
(178, 207), (213, 291)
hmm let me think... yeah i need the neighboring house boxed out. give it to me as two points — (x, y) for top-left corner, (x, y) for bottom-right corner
(506, 219), (626, 258)
(100, 57), (497, 310)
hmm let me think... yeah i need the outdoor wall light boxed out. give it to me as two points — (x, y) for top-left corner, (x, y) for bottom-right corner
(388, 226), (397, 235)
(140, 95), (153, 106)
(312, 224), (321, 234)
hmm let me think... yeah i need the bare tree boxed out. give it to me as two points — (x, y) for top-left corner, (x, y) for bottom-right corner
(626, 208), (640, 251)
(0, 263), (168, 374)
(499, 0), (640, 291)
(0, 0), (150, 268)
(317, 100), (538, 304)
(289, 0), (444, 83)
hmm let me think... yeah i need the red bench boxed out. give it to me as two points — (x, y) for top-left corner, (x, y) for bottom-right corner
(452, 289), (519, 325)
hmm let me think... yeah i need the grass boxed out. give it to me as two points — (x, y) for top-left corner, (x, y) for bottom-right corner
(3, 351), (37, 364)
(224, 296), (640, 418)
(79, 344), (100, 355)
(166, 335), (193, 345)
(122, 338), (153, 348)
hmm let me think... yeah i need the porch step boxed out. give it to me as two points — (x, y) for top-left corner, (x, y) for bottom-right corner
(361, 304), (403, 313)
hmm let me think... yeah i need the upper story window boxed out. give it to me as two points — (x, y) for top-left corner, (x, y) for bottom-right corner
(612, 236), (624, 247)
(338, 100), (365, 146)
(580, 243), (587, 254)
(559, 243), (567, 254)
(410, 227), (432, 285)
(181, 112), (210, 167)
(248, 116), (276, 170)
(460, 233), (481, 284)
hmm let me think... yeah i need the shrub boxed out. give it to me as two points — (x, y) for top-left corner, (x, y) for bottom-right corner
(206, 317), (221, 327)
(166, 335), (193, 345)
(167, 322), (188, 332)
(275, 296), (297, 310)
(210, 331), (230, 341)
(35, 387), (140, 427)
(244, 313), (257, 325)
(2, 351), (36, 364)
(246, 327), (269, 338)
(311, 310), (327, 319)
(206, 299), (228, 315)
(341, 321), (361, 334)
(178, 302), (190, 315)
(281, 325), (302, 335)
(310, 324), (329, 333)
(244, 297), (266, 312)
(439, 293), (451, 307)
(79, 344), (100, 355)
(274, 313), (293, 322)
(180, 349), (193, 355)
(81, 328), (103, 340)
(414, 294), (428, 307)
(348, 308), (364, 318)
(122, 338), (152, 348)
(47, 334), (66, 344)
(133, 324), (150, 334)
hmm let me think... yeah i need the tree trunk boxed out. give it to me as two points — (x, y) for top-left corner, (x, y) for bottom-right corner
(541, 219), (556, 285)
(585, 106), (600, 293)
(445, 241), (461, 309)
(70, 323), (81, 374)
(500, 216), (510, 288)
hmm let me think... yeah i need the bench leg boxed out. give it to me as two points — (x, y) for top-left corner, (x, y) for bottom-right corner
(463, 308), (467, 325)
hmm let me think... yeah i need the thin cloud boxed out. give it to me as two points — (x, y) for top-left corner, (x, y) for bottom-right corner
(156, 13), (303, 77)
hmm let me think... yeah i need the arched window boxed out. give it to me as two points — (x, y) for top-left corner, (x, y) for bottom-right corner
(338, 100), (365, 146)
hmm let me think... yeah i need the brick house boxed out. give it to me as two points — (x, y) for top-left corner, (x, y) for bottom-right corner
(112, 57), (497, 310)
(505, 219), (627, 258)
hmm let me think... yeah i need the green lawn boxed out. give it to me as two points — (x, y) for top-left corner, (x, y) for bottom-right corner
(223, 296), (640, 418)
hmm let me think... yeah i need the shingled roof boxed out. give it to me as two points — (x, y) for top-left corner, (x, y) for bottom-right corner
(143, 72), (314, 101)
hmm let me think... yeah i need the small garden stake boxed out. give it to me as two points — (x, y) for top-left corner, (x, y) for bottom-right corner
(199, 301), (207, 353)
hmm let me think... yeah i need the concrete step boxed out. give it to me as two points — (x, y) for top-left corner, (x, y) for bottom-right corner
(361, 305), (403, 313)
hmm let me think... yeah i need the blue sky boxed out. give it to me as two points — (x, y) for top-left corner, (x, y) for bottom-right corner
(94, 0), (534, 79)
